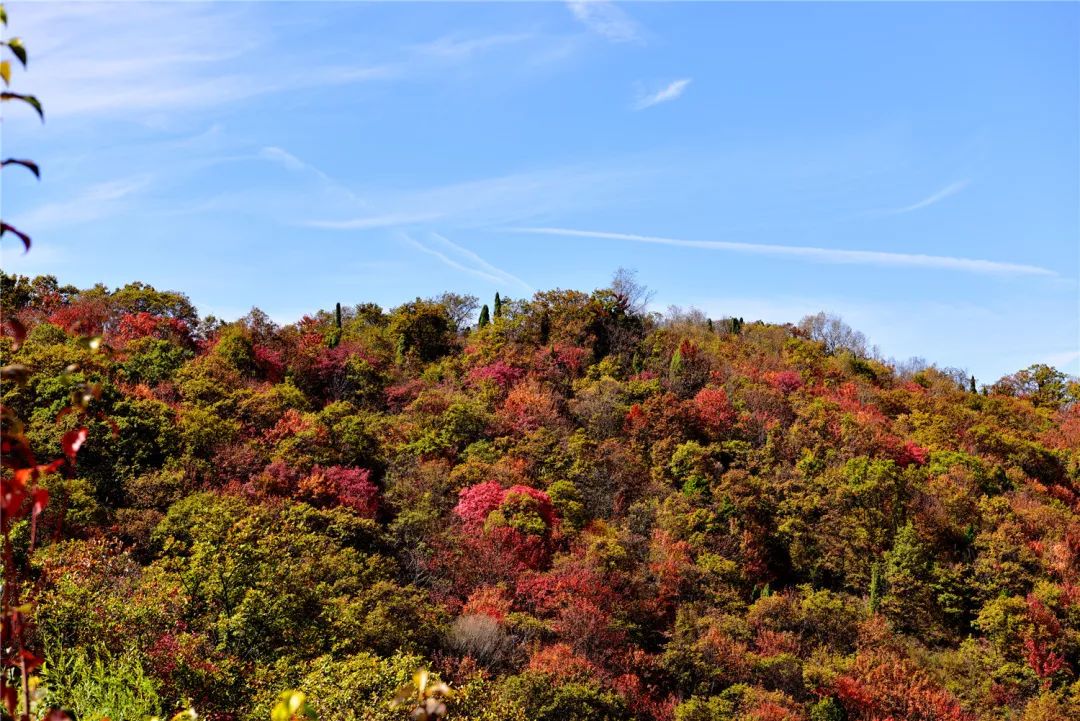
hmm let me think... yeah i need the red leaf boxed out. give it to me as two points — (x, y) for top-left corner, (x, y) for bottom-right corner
(61, 427), (88, 460)
(32, 486), (48, 516)
(3, 317), (26, 350)
(1, 473), (27, 516)
(2, 684), (16, 716)
(19, 649), (44, 672)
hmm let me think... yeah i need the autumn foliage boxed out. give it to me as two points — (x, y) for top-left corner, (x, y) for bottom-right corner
(2, 272), (1079, 720)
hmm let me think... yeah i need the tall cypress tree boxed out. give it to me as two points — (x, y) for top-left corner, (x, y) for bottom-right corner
(868, 561), (884, 614)
(493, 292), (503, 318)
(328, 302), (343, 348)
(969, 375), (977, 394)
(478, 304), (490, 328)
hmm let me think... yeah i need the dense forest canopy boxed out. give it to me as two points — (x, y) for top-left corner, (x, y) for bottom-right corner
(1, 269), (1078, 721)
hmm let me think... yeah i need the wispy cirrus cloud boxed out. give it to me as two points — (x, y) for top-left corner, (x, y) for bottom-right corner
(11, 175), (152, 230)
(302, 162), (652, 232)
(7, 4), (541, 123)
(306, 213), (444, 231)
(409, 33), (537, 59)
(881, 180), (970, 215)
(635, 78), (692, 110)
(512, 226), (1055, 277)
(429, 233), (532, 292)
(567, 1), (641, 43)
(399, 233), (531, 291)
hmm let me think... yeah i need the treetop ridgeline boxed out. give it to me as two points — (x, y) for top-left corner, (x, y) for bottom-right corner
(1, 269), (1079, 721)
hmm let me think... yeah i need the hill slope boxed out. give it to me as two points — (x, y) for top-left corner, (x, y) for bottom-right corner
(2, 273), (1078, 721)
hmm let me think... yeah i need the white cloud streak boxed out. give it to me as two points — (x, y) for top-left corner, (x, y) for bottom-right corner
(566, 1), (641, 43)
(635, 78), (692, 110)
(302, 163), (650, 232)
(11, 176), (152, 230)
(306, 213), (445, 230)
(884, 180), (970, 215)
(7, 4), (540, 123)
(399, 233), (520, 288)
(512, 226), (1056, 277)
(429, 233), (533, 292)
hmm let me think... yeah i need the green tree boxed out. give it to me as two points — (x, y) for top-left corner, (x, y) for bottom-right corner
(389, 298), (455, 363)
(880, 523), (934, 634)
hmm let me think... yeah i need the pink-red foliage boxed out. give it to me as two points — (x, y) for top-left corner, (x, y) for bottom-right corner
(765, 370), (804, 394)
(467, 361), (523, 391)
(299, 465), (378, 517)
(454, 481), (507, 527)
(834, 651), (974, 721)
(694, 386), (736, 436)
(47, 298), (110, 337)
(111, 312), (194, 349)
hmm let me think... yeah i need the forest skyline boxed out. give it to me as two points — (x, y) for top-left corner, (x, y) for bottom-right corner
(2, 1), (1077, 383)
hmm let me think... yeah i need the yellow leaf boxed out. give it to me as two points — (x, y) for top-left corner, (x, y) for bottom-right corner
(0, 60), (9, 86)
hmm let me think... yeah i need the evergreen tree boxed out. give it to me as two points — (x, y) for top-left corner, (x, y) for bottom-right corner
(477, 304), (490, 328)
(328, 302), (343, 348)
(493, 292), (503, 318)
(881, 523), (934, 634)
(969, 375), (977, 394)
(869, 561), (884, 614)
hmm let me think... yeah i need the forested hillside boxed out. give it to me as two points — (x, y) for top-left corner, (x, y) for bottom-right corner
(2, 271), (1078, 721)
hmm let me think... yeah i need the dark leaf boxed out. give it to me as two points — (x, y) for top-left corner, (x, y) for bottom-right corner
(2, 158), (39, 178)
(0, 91), (43, 120)
(5, 37), (26, 67)
(0, 363), (30, 385)
(0, 221), (30, 251)
(4, 317), (26, 350)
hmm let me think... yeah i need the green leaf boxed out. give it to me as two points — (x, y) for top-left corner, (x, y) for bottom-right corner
(0, 60), (9, 86)
(0, 221), (30, 251)
(5, 37), (26, 66)
(0, 92), (43, 120)
(2, 158), (39, 178)
(0, 5), (7, 26)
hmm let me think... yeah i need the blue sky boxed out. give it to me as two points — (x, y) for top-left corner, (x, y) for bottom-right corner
(3, 1), (1078, 382)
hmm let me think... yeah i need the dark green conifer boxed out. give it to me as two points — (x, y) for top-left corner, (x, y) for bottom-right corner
(478, 304), (490, 328)
(328, 302), (343, 348)
(869, 561), (884, 613)
(493, 292), (503, 318)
